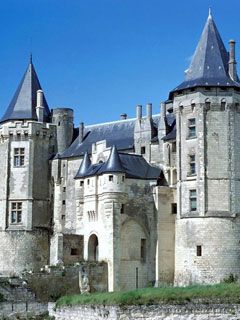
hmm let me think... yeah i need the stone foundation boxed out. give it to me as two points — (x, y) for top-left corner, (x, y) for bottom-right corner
(48, 303), (240, 320)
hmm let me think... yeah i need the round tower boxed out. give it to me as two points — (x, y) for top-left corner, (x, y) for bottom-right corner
(172, 12), (240, 285)
(52, 108), (74, 154)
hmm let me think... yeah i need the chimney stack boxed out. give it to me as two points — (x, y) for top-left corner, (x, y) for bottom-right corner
(79, 122), (84, 143)
(228, 39), (237, 81)
(120, 113), (127, 120)
(36, 90), (44, 122)
(146, 103), (152, 118)
(136, 105), (142, 120)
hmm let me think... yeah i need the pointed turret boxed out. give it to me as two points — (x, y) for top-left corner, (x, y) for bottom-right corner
(75, 152), (92, 178)
(99, 146), (125, 174)
(171, 12), (240, 95)
(0, 58), (50, 123)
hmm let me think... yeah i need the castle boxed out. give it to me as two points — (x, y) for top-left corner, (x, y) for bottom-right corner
(0, 11), (239, 292)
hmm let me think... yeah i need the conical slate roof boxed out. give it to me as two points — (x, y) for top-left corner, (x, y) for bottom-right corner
(75, 152), (92, 178)
(0, 58), (50, 123)
(171, 11), (240, 94)
(100, 145), (125, 174)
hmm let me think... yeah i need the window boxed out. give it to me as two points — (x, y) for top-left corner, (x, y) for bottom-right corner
(190, 189), (197, 211)
(71, 248), (78, 256)
(11, 202), (22, 223)
(80, 180), (84, 187)
(62, 200), (66, 205)
(171, 203), (177, 214)
(189, 154), (196, 175)
(63, 187), (66, 192)
(61, 214), (65, 220)
(140, 239), (146, 262)
(122, 175), (125, 182)
(188, 118), (196, 138)
(172, 142), (176, 152)
(14, 148), (25, 166)
(109, 175), (113, 182)
(120, 204), (125, 214)
(87, 179), (90, 185)
(197, 245), (202, 256)
(141, 146), (146, 155)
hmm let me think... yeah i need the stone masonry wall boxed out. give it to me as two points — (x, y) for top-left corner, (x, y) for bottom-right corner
(49, 303), (240, 320)
(25, 262), (108, 301)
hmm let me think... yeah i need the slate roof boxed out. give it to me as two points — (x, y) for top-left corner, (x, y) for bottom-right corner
(75, 146), (161, 180)
(75, 152), (92, 177)
(0, 59), (50, 123)
(60, 114), (175, 159)
(170, 12), (240, 96)
(162, 124), (176, 141)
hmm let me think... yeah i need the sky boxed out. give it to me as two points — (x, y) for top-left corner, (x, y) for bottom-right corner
(0, 0), (240, 125)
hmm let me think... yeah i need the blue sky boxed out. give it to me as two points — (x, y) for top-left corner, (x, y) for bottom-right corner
(0, 0), (240, 125)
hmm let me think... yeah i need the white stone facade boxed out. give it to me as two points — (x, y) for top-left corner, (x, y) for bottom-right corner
(1, 12), (240, 292)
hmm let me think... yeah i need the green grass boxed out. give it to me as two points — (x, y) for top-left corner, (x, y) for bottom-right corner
(56, 283), (240, 307)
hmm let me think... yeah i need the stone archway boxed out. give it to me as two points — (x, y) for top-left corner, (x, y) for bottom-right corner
(88, 234), (99, 261)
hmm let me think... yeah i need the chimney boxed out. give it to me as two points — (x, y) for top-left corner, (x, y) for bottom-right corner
(146, 103), (152, 118)
(79, 122), (84, 143)
(136, 105), (142, 120)
(120, 113), (127, 120)
(36, 90), (44, 122)
(228, 39), (237, 81)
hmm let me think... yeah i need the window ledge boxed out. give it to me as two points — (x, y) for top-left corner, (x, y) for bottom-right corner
(186, 136), (197, 140)
(186, 174), (197, 180)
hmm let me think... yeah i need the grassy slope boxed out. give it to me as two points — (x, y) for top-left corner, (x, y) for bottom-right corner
(56, 283), (240, 307)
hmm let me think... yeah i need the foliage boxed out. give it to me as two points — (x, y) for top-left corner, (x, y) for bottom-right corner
(222, 273), (238, 284)
(56, 283), (240, 307)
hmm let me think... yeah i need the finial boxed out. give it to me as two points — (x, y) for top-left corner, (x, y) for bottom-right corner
(208, 7), (212, 19)
(29, 53), (32, 64)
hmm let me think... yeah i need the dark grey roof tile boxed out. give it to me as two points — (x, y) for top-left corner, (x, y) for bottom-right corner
(0, 60), (50, 123)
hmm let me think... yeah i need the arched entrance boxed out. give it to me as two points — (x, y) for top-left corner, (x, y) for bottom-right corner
(88, 234), (99, 261)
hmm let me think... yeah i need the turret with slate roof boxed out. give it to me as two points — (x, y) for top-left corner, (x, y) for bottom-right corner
(171, 10), (240, 96)
(174, 11), (240, 286)
(0, 57), (50, 123)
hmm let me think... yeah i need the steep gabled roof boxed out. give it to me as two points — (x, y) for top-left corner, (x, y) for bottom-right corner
(171, 12), (240, 95)
(0, 59), (50, 123)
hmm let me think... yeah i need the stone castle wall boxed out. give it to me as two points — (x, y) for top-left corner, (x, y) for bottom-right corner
(48, 303), (240, 320)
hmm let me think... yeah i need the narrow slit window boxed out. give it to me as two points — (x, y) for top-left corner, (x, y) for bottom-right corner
(109, 175), (113, 182)
(141, 146), (146, 155)
(171, 203), (177, 214)
(197, 245), (202, 256)
(141, 239), (146, 262)
(120, 204), (125, 214)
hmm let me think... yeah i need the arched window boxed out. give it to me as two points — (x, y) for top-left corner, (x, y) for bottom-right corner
(88, 234), (99, 261)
